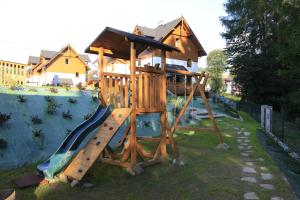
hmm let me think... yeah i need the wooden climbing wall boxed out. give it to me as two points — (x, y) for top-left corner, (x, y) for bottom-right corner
(64, 108), (131, 181)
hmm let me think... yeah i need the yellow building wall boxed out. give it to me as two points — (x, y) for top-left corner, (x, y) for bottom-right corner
(0, 60), (26, 85)
(46, 49), (86, 75)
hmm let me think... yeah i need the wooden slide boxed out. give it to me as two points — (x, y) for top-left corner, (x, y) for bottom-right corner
(64, 108), (131, 181)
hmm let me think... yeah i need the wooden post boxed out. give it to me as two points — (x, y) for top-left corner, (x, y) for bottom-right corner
(195, 75), (224, 144)
(129, 42), (137, 171)
(98, 47), (106, 106)
(160, 50), (167, 160)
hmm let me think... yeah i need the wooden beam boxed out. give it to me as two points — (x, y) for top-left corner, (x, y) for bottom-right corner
(194, 76), (224, 144)
(177, 126), (215, 132)
(98, 47), (107, 106)
(129, 42), (137, 171)
(167, 68), (204, 77)
(89, 47), (113, 55)
(160, 50), (167, 161)
(170, 83), (198, 134)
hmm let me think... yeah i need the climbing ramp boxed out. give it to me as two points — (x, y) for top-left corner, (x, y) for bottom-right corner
(64, 108), (131, 181)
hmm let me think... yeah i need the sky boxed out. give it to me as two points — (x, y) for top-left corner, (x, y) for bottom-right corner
(0, 0), (227, 67)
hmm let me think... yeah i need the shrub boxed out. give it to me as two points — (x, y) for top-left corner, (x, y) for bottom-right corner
(17, 95), (27, 103)
(44, 96), (54, 103)
(0, 139), (7, 149)
(31, 115), (42, 124)
(49, 87), (58, 93)
(65, 129), (72, 135)
(92, 96), (98, 102)
(63, 84), (71, 91)
(84, 113), (92, 120)
(62, 110), (72, 119)
(32, 129), (43, 138)
(32, 129), (44, 149)
(0, 112), (11, 126)
(76, 82), (83, 90)
(68, 98), (77, 104)
(46, 100), (60, 115)
(143, 121), (151, 127)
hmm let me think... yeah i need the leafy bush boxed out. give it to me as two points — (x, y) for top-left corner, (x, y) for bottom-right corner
(0, 139), (7, 149)
(31, 115), (43, 124)
(0, 112), (11, 126)
(32, 129), (44, 149)
(45, 99), (60, 115)
(84, 113), (92, 120)
(44, 96), (54, 103)
(62, 110), (72, 119)
(68, 98), (77, 104)
(49, 87), (58, 93)
(169, 97), (183, 115)
(17, 95), (27, 103)
(92, 96), (98, 102)
(63, 84), (71, 91)
(76, 82), (83, 90)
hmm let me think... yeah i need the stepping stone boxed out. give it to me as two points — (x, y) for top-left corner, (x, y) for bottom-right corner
(234, 127), (240, 130)
(243, 132), (251, 136)
(241, 153), (249, 157)
(261, 173), (273, 180)
(246, 146), (253, 149)
(241, 176), (257, 183)
(243, 167), (257, 174)
(260, 166), (268, 171)
(238, 136), (248, 139)
(246, 162), (254, 166)
(270, 197), (284, 200)
(259, 184), (274, 190)
(244, 139), (250, 142)
(239, 145), (245, 150)
(257, 158), (264, 162)
(241, 143), (249, 146)
(244, 192), (259, 200)
(245, 150), (253, 153)
(237, 139), (243, 142)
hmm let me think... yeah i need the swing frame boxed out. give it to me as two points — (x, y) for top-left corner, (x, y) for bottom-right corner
(166, 68), (224, 154)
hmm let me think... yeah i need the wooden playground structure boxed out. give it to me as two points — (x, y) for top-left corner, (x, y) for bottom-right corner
(62, 27), (226, 182)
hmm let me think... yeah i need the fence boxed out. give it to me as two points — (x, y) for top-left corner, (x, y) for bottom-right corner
(237, 100), (300, 155)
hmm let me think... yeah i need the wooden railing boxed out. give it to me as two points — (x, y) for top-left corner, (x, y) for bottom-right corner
(101, 67), (164, 112)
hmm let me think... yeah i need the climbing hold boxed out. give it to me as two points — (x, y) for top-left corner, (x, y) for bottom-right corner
(78, 169), (82, 173)
(118, 114), (123, 118)
(104, 123), (108, 127)
(109, 127), (114, 130)
(86, 158), (90, 161)
(93, 137), (97, 140)
(96, 141), (101, 146)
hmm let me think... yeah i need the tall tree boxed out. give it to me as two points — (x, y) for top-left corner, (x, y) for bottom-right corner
(206, 49), (227, 94)
(220, 0), (300, 116)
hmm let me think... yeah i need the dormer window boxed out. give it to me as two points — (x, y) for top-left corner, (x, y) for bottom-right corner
(65, 58), (69, 64)
(175, 37), (180, 48)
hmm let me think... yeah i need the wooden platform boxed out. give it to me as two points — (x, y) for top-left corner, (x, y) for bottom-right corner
(64, 108), (131, 181)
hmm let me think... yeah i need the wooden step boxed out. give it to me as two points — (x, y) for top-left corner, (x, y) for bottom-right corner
(64, 108), (131, 181)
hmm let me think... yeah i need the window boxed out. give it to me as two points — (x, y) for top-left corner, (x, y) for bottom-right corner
(175, 37), (180, 48)
(187, 59), (192, 68)
(65, 58), (69, 64)
(75, 72), (79, 77)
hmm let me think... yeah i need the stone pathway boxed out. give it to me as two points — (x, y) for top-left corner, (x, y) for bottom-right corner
(235, 128), (283, 200)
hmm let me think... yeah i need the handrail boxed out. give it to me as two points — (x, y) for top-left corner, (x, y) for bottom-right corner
(166, 68), (205, 77)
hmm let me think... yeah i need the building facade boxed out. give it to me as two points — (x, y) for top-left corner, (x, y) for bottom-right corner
(27, 45), (90, 86)
(0, 60), (26, 85)
(133, 16), (206, 73)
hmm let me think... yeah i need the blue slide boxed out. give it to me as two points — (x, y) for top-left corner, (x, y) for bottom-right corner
(37, 105), (111, 179)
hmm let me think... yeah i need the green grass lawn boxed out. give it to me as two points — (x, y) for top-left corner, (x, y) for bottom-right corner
(0, 112), (297, 200)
